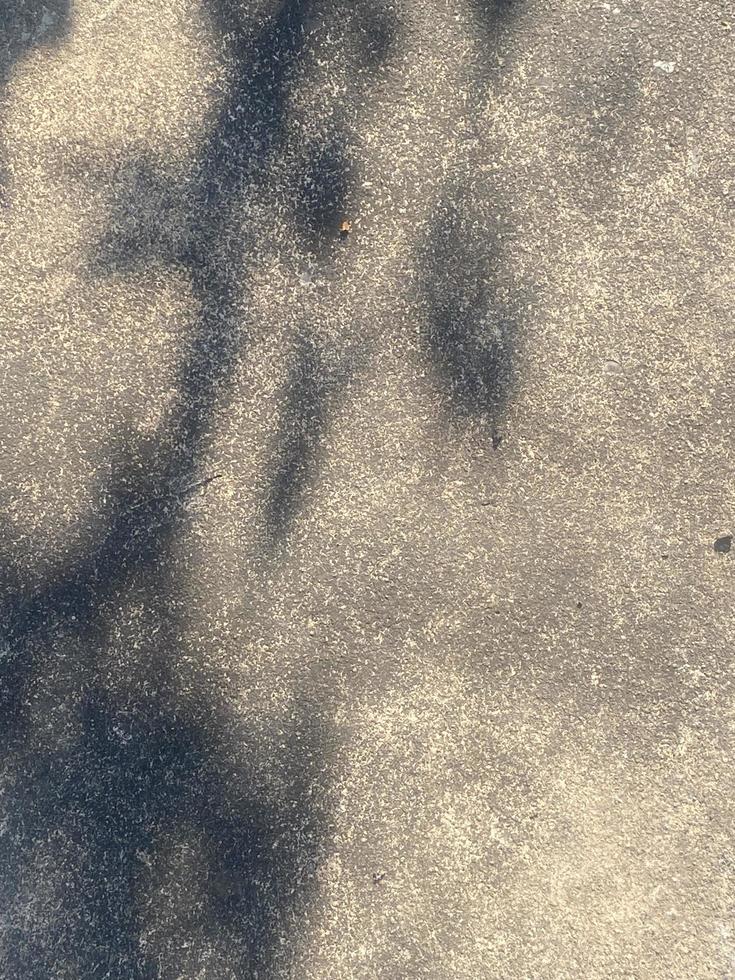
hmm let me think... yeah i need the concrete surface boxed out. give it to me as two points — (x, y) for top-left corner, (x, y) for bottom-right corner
(0, 0), (733, 977)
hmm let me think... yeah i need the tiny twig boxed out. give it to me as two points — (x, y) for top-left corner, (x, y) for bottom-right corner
(124, 473), (224, 514)
(176, 473), (224, 498)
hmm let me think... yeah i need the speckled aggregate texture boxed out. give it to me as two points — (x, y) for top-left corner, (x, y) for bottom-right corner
(0, 0), (733, 977)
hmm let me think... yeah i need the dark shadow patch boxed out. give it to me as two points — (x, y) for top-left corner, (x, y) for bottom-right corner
(471, 0), (522, 27)
(0, 534), (328, 977)
(0, 0), (68, 55)
(468, 0), (524, 84)
(420, 202), (520, 425)
(90, 0), (318, 275)
(0, 2), (332, 974)
(81, 0), (392, 554)
(196, 0), (314, 198)
(413, 3), (523, 431)
(358, 1), (399, 67)
(90, 158), (194, 276)
(0, 383), (327, 974)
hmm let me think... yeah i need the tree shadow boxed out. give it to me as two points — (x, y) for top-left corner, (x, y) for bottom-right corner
(1, 0), (402, 973)
(406, 1), (526, 436)
(86, 0), (397, 548)
(0, 1), (358, 974)
(471, 0), (523, 32)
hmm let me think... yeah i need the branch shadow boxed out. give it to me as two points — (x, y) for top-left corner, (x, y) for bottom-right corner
(86, 0), (397, 549)
(0, 0), (403, 970)
(293, 134), (352, 260)
(468, 0), (525, 85)
(419, 200), (520, 429)
(263, 330), (351, 548)
(409, 1), (527, 438)
(471, 0), (523, 32)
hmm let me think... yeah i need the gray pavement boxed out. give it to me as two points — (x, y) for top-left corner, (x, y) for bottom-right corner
(0, 1), (733, 977)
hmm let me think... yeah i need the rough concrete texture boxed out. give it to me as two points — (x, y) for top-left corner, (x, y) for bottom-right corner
(0, 0), (733, 977)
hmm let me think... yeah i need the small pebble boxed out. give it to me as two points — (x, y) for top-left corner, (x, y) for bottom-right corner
(603, 359), (623, 375)
(714, 535), (732, 554)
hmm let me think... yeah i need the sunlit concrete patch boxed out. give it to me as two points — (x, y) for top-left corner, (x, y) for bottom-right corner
(0, 265), (197, 566)
(296, 666), (557, 978)
(499, 734), (735, 978)
(4, 0), (216, 164)
(295, 671), (735, 978)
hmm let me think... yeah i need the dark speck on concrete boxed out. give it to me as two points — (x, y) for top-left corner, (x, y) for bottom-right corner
(714, 534), (732, 554)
